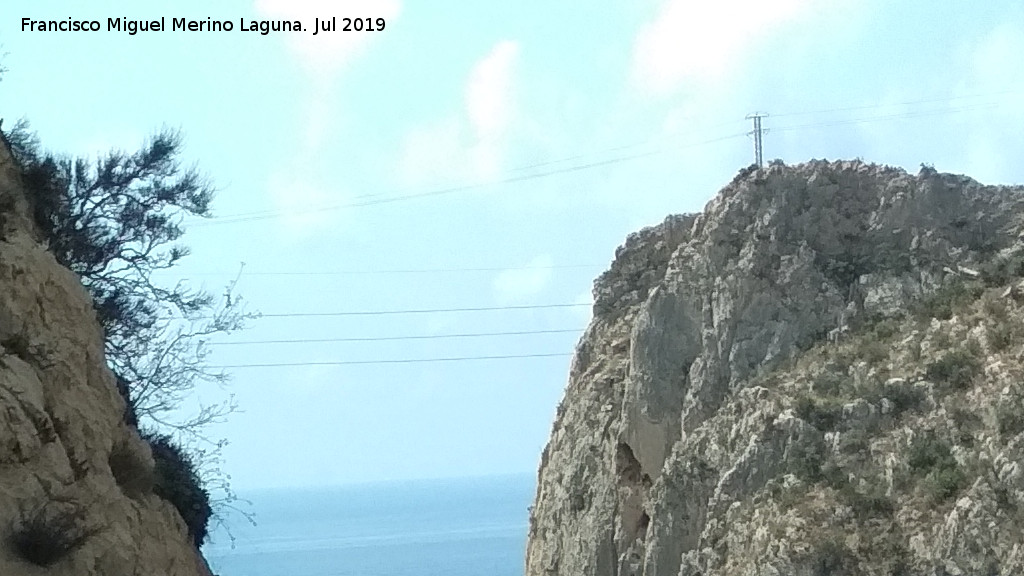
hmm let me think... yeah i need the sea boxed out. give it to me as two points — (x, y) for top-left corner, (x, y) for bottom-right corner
(203, 473), (535, 576)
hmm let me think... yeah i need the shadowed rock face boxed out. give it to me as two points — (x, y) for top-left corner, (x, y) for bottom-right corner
(526, 160), (1024, 576)
(0, 141), (210, 575)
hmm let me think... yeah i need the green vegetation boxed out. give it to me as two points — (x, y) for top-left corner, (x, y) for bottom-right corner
(912, 281), (984, 321)
(2, 121), (257, 545)
(950, 407), (980, 447)
(871, 317), (901, 340)
(789, 440), (826, 482)
(794, 395), (844, 432)
(6, 122), (253, 431)
(8, 500), (96, 567)
(838, 480), (894, 519)
(886, 543), (913, 576)
(780, 250), (1022, 522)
(820, 461), (848, 490)
(908, 432), (951, 470)
(818, 248), (874, 292)
(837, 429), (870, 455)
(925, 349), (981, 393)
(988, 320), (1017, 353)
(878, 380), (926, 417)
(908, 432), (967, 502)
(145, 432), (212, 547)
(806, 536), (854, 576)
(997, 402), (1024, 438)
(812, 368), (847, 396)
(980, 253), (1024, 287)
(924, 464), (969, 503)
(859, 340), (889, 365)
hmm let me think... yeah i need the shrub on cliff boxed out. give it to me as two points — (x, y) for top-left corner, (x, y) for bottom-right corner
(908, 432), (967, 502)
(4, 121), (253, 431)
(2, 120), (255, 542)
(925, 349), (981, 392)
(144, 431), (212, 546)
(9, 499), (96, 567)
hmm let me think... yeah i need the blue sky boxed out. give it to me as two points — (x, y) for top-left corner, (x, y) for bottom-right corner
(2, 0), (1023, 491)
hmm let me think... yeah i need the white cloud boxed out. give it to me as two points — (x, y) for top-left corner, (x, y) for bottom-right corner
(968, 22), (1024, 89)
(466, 41), (520, 141)
(493, 254), (554, 304)
(254, 0), (401, 75)
(630, 0), (812, 97)
(397, 41), (521, 186)
(253, 0), (400, 238)
(956, 21), (1024, 183)
(260, 87), (353, 240)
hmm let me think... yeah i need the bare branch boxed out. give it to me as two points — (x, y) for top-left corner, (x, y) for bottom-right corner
(6, 122), (255, 545)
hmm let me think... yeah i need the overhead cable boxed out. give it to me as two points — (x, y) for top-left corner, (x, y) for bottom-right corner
(208, 327), (584, 346)
(211, 352), (572, 369)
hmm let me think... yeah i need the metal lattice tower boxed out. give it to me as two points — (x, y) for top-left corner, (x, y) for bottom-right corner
(746, 112), (769, 168)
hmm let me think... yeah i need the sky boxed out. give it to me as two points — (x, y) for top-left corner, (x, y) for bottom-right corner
(1, 0), (1023, 494)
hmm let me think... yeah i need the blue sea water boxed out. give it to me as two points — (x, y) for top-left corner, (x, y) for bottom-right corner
(204, 474), (534, 576)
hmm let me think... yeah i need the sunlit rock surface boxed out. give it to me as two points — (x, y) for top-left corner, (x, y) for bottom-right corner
(526, 160), (1024, 576)
(0, 140), (212, 575)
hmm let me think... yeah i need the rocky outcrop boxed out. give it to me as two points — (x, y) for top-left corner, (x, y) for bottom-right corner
(0, 140), (210, 574)
(526, 160), (1024, 575)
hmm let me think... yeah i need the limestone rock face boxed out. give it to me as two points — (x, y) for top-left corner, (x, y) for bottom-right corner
(526, 160), (1024, 576)
(0, 141), (210, 574)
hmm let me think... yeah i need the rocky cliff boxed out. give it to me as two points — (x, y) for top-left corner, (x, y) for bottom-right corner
(526, 160), (1024, 576)
(0, 140), (212, 573)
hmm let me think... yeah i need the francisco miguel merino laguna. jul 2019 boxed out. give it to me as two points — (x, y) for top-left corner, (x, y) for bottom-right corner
(20, 16), (386, 35)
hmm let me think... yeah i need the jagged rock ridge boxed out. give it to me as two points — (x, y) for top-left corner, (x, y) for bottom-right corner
(0, 140), (212, 574)
(526, 160), (1024, 576)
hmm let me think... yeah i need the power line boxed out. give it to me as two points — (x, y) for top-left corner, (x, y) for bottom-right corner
(207, 328), (584, 346)
(256, 302), (589, 318)
(768, 88), (1024, 119)
(503, 89), (1024, 176)
(505, 118), (751, 174)
(162, 101), (1005, 322)
(210, 352), (572, 369)
(186, 88), (1021, 229)
(769, 102), (1002, 134)
(171, 302), (591, 321)
(155, 263), (605, 277)
(188, 131), (747, 227)
(738, 103), (1004, 162)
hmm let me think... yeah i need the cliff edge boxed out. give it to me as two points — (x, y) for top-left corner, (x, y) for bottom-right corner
(526, 160), (1024, 576)
(0, 140), (212, 574)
